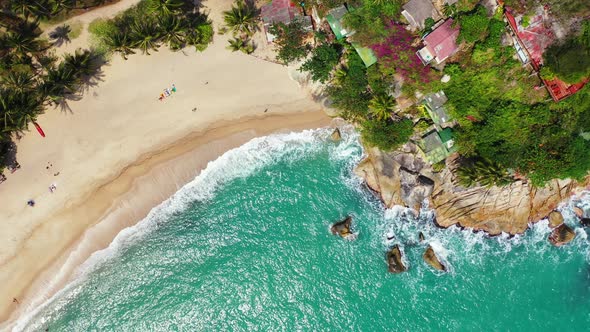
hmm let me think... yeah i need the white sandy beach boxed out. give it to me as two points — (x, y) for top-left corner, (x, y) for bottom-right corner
(0, 0), (331, 327)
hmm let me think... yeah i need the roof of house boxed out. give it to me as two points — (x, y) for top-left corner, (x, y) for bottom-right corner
(421, 130), (444, 153)
(326, 5), (353, 40)
(424, 91), (447, 110)
(402, 0), (441, 29)
(423, 19), (460, 63)
(351, 42), (377, 67)
(261, 0), (296, 25)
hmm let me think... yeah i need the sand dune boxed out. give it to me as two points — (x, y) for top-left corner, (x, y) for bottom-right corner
(0, 0), (330, 326)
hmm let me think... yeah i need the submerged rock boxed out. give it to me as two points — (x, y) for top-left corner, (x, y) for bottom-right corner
(386, 245), (407, 273)
(573, 207), (585, 219)
(548, 211), (564, 228)
(331, 216), (354, 239)
(418, 232), (425, 242)
(581, 218), (590, 227)
(423, 246), (446, 272)
(549, 224), (576, 246)
(330, 128), (341, 141)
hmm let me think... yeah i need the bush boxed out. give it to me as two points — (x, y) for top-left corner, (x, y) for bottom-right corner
(360, 118), (414, 151)
(457, 5), (489, 43)
(299, 40), (342, 83)
(269, 21), (310, 64)
(543, 39), (590, 84)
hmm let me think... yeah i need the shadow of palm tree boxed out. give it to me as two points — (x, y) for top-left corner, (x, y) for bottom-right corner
(49, 25), (72, 47)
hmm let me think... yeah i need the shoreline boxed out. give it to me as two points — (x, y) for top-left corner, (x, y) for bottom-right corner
(2, 110), (332, 329)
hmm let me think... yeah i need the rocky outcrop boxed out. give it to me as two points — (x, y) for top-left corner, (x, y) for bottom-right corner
(330, 128), (341, 141)
(548, 211), (564, 228)
(354, 146), (433, 211)
(423, 246), (445, 272)
(549, 224), (576, 246)
(355, 146), (589, 235)
(581, 218), (590, 227)
(386, 245), (407, 273)
(331, 216), (354, 239)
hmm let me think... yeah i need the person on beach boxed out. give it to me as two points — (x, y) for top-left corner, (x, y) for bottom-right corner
(164, 88), (171, 97)
(49, 183), (57, 193)
(171, 84), (176, 92)
(27, 199), (35, 207)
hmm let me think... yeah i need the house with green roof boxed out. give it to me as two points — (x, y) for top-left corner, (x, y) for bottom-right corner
(326, 6), (377, 68)
(417, 127), (456, 164)
(351, 42), (378, 67)
(326, 5), (354, 40)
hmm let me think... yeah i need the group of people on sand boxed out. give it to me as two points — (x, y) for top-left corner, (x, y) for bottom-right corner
(27, 162), (60, 207)
(158, 84), (177, 101)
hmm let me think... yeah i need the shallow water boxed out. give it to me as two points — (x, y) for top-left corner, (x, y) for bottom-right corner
(20, 127), (590, 331)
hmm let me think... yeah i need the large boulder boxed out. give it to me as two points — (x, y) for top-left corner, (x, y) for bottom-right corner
(423, 246), (446, 272)
(548, 211), (564, 228)
(549, 224), (576, 246)
(386, 245), (407, 273)
(354, 146), (433, 209)
(418, 232), (425, 242)
(331, 216), (354, 239)
(330, 128), (341, 141)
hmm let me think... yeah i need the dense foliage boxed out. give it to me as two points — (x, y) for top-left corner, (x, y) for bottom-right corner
(299, 34), (342, 83)
(543, 22), (590, 84)
(89, 0), (213, 58)
(443, 14), (590, 185)
(360, 117), (413, 151)
(269, 20), (310, 64)
(456, 5), (489, 43)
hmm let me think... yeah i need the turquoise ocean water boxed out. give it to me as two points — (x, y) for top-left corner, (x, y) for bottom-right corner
(19, 127), (590, 331)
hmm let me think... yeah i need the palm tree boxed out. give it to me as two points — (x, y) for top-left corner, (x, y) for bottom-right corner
(5, 32), (42, 58)
(332, 67), (348, 85)
(104, 31), (136, 60)
(49, 0), (75, 15)
(63, 49), (101, 82)
(130, 20), (161, 55)
(10, 0), (51, 20)
(456, 158), (512, 188)
(0, 89), (43, 133)
(40, 65), (78, 106)
(158, 14), (186, 51)
(223, 0), (258, 36)
(443, 3), (457, 17)
(146, 0), (184, 16)
(1, 71), (36, 92)
(227, 37), (245, 52)
(369, 94), (396, 121)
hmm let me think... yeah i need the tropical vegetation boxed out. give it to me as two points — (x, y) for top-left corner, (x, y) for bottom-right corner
(89, 0), (214, 58)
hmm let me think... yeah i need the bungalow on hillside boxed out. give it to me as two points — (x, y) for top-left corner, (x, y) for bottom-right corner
(423, 91), (452, 126)
(326, 5), (354, 40)
(503, 6), (588, 101)
(418, 127), (456, 164)
(401, 0), (442, 30)
(326, 5), (377, 67)
(416, 19), (460, 65)
(261, 0), (312, 43)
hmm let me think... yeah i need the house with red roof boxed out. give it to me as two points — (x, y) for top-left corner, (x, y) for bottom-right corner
(261, 0), (312, 43)
(503, 6), (588, 101)
(416, 19), (460, 65)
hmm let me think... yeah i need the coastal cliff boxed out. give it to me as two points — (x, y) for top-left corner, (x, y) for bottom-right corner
(354, 145), (587, 235)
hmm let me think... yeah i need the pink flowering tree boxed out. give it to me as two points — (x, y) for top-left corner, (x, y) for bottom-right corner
(370, 22), (432, 85)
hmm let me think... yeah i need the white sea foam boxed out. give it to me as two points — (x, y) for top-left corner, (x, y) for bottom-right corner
(16, 126), (362, 332)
